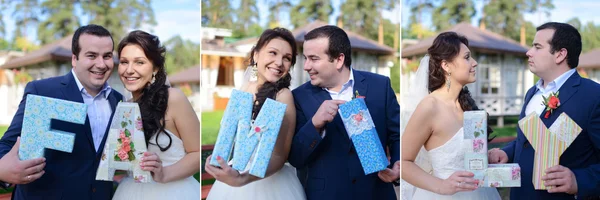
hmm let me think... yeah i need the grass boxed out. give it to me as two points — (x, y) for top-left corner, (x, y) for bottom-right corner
(489, 116), (518, 138)
(201, 111), (224, 145)
(0, 126), (7, 139)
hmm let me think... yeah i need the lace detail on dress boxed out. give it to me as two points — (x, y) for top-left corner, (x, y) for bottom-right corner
(427, 128), (468, 179)
(340, 109), (376, 137)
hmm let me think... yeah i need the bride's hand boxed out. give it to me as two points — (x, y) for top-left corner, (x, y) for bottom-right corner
(204, 155), (246, 187)
(141, 152), (166, 183)
(437, 171), (479, 195)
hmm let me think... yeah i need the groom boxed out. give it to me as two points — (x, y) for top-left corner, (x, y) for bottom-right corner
(489, 22), (600, 199)
(0, 24), (122, 200)
(289, 25), (400, 200)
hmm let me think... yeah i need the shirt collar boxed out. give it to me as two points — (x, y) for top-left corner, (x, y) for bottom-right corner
(71, 69), (112, 98)
(535, 68), (576, 94)
(323, 68), (354, 92)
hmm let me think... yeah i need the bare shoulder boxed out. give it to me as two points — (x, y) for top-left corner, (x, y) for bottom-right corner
(167, 87), (189, 105)
(276, 88), (294, 105)
(413, 95), (439, 116)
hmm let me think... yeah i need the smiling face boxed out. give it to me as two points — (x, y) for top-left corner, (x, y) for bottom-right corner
(71, 33), (114, 96)
(443, 43), (478, 85)
(118, 44), (156, 97)
(254, 37), (293, 84)
(302, 37), (344, 88)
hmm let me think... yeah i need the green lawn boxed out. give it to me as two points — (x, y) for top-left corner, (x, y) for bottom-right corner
(0, 125), (7, 138)
(201, 111), (224, 145)
(489, 116), (518, 138)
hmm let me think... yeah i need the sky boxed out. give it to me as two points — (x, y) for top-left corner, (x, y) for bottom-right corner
(401, 0), (600, 30)
(2, 0), (201, 44)
(227, 0), (401, 29)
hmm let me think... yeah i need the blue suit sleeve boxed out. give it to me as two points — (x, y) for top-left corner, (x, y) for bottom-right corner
(502, 140), (516, 163)
(572, 98), (600, 197)
(288, 95), (324, 169)
(0, 81), (39, 158)
(385, 78), (400, 165)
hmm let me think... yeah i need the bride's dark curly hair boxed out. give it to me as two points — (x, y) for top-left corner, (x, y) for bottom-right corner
(427, 32), (495, 140)
(118, 30), (172, 151)
(248, 28), (297, 120)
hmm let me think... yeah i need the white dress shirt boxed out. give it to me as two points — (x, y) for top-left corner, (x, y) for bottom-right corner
(321, 69), (355, 138)
(524, 69), (576, 116)
(72, 69), (113, 151)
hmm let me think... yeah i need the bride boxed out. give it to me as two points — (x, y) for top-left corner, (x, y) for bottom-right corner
(204, 27), (306, 200)
(400, 32), (501, 200)
(112, 30), (200, 199)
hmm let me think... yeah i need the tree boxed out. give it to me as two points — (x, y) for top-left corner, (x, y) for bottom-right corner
(0, 0), (8, 39)
(481, 0), (553, 45)
(431, 0), (475, 31)
(81, 0), (156, 48)
(581, 22), (600, 53)
(201, 0), (234, 28)
(37, 0), (80, 45)
(339, 0), (395, 44)
(390, 60), (400, 93)
(14, 37), (39, 52)
(566, 17), (582, 30)
(267, 0), (292, 28)
(11, 0), (40, 39)
(163, 35), (200, 75)
(236, 0), (259, 31)
(0, 38), (10, 50)
(290, 0), (333, 28)
(406, 0), (434, 39)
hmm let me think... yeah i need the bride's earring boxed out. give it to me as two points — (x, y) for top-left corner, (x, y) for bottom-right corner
(250, 63), (258, 81)
(446, 72), (451, 91)
(151, 72), (157, 84)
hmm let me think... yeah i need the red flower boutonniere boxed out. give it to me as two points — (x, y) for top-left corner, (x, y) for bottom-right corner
(542, 91), (560, 119)
(354, 90), (365, 99)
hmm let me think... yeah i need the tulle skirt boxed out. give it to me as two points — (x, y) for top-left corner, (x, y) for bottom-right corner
(412, 187), (501, 200)
(113, 176), (200, 200)
(206, 163), (306, 200)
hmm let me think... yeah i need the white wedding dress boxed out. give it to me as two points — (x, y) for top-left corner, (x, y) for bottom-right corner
(411, 128), (501, 200)
(206, 162), (306, 199)
(112, 130), (200, 200)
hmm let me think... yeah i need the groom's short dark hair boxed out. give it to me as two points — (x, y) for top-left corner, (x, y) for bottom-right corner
(304, 25), (352, 68)
(537, 22), (582, 69)
(72, 24), (114, 59)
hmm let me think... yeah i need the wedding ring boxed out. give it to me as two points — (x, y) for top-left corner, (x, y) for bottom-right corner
(26, 175), (31, 181)
(457, 182), (462, 188)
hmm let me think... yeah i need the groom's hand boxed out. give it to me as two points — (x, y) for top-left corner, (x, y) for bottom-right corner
(543, 165), (578, 194)
(378, 160), (400, 182)
(488, 148), (508, 164)
(312, 100), (346, 133)
(0, 137), (46, 184)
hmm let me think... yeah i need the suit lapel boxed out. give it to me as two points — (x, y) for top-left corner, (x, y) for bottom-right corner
(332, 70), (368, 144)
(555, 72), (580, 107)
(521, 87), (537, 119)
(61, 72), (95, 151)
(541, 72), (581, 124)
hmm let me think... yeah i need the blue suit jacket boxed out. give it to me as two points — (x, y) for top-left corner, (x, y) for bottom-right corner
(289, 70), (400, 200)
(503, 72), (600, 199)
(0, 72), (122, 200)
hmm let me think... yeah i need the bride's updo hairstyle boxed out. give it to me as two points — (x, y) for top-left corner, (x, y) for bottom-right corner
(427, 32), (494, 139)
(247, 28), (297, 120)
